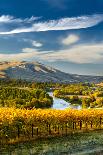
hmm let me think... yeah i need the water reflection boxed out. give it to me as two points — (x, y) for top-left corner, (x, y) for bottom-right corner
(48, 92), (82, 110)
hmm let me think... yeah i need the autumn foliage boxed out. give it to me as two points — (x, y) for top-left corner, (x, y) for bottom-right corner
(0, 108), (103, 144)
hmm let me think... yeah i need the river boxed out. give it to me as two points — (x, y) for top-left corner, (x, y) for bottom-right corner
(48, 92), (82, 110)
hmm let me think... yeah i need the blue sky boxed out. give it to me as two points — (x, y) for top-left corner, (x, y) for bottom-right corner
(0, 0), (103, 75)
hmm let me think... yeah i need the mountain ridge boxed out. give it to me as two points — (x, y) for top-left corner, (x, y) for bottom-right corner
(0, 61), (103, 83)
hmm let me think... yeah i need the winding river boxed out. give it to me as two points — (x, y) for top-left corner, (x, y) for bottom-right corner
(48, 92), (82, 110)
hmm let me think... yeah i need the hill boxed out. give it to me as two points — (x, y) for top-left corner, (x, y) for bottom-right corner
(0, 61), (103, 83)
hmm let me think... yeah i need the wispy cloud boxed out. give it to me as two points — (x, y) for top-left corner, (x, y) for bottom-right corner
(0, 48), (45, 61)
(0, 49), (39, 61)
(41, 43), (103, 63)
(0, 15), (40, 23)
(22, 48), (39, 53)
(0, 14), (102, 34)
(1, 42), (103, 64)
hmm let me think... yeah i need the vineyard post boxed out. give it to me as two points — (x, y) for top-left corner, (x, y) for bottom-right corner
(46, 123), (48, 132)
(17, 125), (20, 138)
(85, 121), (88, 130)
(65, 123), (67, 136)
(73, 121), (75, 130)
(73, 121), (76, 130)
(62, 125), (63, 135)
(75, 122), (76, 129)
(91, 121), (93, 129)
(32, 124), (33, 138)
(100, 117), (102, 129)
(37, 127), (38, 136)
(55, 125), (57, 132)
(57, 125), (59, 134)
(80, 120), (82, 130)
(48, 124), (51, 135)
(5, 135), (8, 144)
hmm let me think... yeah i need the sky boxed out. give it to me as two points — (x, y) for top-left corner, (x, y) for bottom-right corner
(0, 0), (103, 75)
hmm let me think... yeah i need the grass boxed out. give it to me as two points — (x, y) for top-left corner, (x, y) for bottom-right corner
(1, 130), (103, 155)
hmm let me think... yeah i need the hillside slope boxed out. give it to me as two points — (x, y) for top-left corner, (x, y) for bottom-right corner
(0, 61), (103, 83)
(0, 61), (79, 83)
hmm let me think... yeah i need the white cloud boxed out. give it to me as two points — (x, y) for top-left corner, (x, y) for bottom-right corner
(41, 43), (103, 63)
(0, 27), (34, 35)
(24, 16), (41, 23)
(32, 41), (43, 47)
(32, 14), (103, 31)
(0, 15), (40, 23)
(0, 14), (102, 34)
(23, 39), (43, 47)
(0, 48), (46, 61)
(1, 43), (103, 64)
(0, 50), (39, 61)
(61, 34), (79, 45)
(22, 48), (39, 53)
(0, 15), (13, 23)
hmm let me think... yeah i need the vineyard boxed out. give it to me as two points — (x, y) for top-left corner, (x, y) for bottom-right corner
(0, 108), (103, 144)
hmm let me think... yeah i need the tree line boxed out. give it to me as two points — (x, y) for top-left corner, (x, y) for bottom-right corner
(0, 87), (53, 109)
